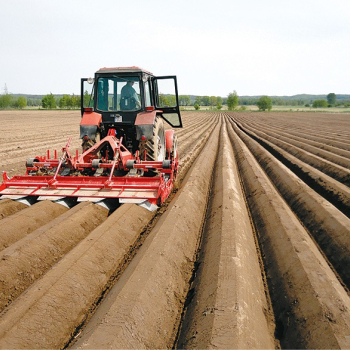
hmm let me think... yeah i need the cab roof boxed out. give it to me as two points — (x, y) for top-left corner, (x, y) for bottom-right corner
(96, 66), (153, 75)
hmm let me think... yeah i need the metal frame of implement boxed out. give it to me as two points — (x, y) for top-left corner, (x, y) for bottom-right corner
(0, 129), (177, 207)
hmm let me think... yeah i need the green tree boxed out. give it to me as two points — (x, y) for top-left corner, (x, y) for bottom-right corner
(75, 95), (81, 108)
(257, 96), (272, 111)
(27, 98), (41, 107)
(327, 93), (336, 105)
(42, 93), (56, 109)
(216, 102), (222, 110)
(168, 95), (176, 106)
(83, 90), (93, 107)
(159, 94), (170, 107)
(71, 94), (77, 108)
(17, 96), (27, 109)
(59, 96), (64, 109)
(216, 96), (223, 105)
(312, 99), (328, 108)
(0, 94), (12, 109)
(201, 96), (210, 106)
(194, 96), (202, 106)
(66, 95), (73, 108)
(179, 95), (190, 106)
(194, 103), (200, 110)
(59, 94), (71, 109)
(227, 91), (239, 111)
(209, 96), (217, 108)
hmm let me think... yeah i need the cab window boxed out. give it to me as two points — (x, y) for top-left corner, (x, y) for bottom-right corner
(145, 81), (152, 107)
(96, 76), (141, 111)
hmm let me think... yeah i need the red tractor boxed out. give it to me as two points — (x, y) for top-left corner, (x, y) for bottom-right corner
(0, 67), (182, 210)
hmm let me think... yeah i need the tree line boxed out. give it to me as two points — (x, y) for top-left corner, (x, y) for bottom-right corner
(41, 93), (81, 109)
(239, 93), (350, 108)
(0, 93), (81, 109)
(224, 92), (349, 111)
(0, 94), (30, 109)
(1, 91), (349, 110)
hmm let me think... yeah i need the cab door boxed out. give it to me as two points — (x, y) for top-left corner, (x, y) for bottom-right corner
(153, 76), (182, 128)
(80, 78), (95, 115)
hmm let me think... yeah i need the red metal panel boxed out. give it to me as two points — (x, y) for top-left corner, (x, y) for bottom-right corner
(134, 111), (157, 125)
(96, 67), (153, 75)
(80, 112), (102, 126)
(165, 130), (174, 153)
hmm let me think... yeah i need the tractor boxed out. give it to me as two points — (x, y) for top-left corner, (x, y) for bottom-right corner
(0, 67), (182, 211)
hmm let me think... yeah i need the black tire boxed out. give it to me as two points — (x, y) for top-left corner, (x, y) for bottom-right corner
(139, 117), (166, 162)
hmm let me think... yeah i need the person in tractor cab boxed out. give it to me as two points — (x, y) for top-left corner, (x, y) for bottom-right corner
(120, 80), (141, 110)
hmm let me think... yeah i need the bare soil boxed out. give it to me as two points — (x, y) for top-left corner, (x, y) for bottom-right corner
(0, 110), (350, 349)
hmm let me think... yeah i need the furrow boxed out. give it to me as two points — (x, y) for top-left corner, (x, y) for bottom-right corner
(227, 118), (350, 349)
(177, 117), (276, 349)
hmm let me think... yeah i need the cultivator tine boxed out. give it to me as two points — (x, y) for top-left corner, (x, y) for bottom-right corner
(53, 197), (77, 208)
(15, 196), (37, 207)
(138, 200), (158, 212)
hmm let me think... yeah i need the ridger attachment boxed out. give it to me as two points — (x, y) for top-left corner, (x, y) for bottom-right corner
(0, 129), (178, 211)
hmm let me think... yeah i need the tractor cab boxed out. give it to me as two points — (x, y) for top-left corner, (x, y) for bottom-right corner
(80, 67), (182, 153)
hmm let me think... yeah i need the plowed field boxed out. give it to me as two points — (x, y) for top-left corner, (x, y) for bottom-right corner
(0, 110), (350, 349)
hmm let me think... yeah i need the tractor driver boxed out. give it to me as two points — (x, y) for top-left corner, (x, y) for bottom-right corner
(120, 80), (141, 110)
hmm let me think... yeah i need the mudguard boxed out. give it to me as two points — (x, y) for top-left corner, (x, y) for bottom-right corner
(165, 130), (175, 153)
(80, 125), (98, 140)
(135, 110), (157, 141)
(80, 112), (102, 140)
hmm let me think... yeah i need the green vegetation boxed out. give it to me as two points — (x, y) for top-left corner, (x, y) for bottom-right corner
(312, 99), (328, 108)
(159, 94), (176, 107)
(58, 94), (80, 109)
(42, 93), (56, 109)
(17, 96), (27, 109)
(1, 90), (350, 112)
(227, 91), (239, 110)
(257, 96), (272, 111)
(0, 92), (80, 110)
(239, 93), (350, 107)
(0, 94), (12, 108)
(327, 93), (336, 106)
(0, 94), (28, 109)
(192, 95), (226, 108)
(83, 90), (92, 107)
(179, 95), (190, 106)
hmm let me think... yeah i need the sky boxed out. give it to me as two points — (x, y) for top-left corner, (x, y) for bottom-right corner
(1, 0), (350, 97)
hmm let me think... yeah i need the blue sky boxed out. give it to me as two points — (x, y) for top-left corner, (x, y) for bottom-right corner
(1, 0), (349, 96)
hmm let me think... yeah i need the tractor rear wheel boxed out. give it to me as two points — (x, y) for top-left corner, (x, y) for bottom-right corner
(82, 132), (101, 152)
(139, 116), (166, 162)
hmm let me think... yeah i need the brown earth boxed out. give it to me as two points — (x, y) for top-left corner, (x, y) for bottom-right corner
(0, 110), (350, 349)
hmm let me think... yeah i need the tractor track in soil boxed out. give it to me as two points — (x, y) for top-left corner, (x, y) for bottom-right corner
(0, 111), (350, 349)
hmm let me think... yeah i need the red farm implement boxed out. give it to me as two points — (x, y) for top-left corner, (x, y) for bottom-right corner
(0, 128), (178, 210)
